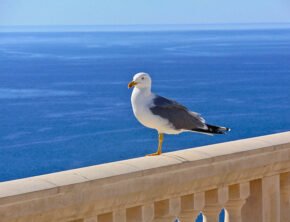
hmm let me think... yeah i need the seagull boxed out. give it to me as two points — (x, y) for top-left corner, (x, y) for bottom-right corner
(128, 72), (230, 156)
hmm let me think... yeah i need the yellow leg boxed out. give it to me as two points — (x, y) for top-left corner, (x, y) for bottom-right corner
(147, 133), (164, 156)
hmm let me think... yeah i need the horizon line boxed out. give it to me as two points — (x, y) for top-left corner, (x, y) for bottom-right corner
(1, 22), (290, 33)
(1, 22), (290, 27)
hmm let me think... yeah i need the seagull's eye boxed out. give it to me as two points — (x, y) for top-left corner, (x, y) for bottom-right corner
(141, 77), (145, 80)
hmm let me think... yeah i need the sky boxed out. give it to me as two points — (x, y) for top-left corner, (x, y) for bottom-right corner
(0, 0), (290, 26)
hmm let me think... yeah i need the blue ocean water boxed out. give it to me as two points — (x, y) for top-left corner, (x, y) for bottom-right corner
(0, 28), (290, 182)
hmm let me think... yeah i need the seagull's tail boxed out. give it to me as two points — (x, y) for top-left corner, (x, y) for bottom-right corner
(192, 124), (231, 135)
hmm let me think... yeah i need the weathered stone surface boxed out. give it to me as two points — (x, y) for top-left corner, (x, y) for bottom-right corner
(0, 131), (289, 222)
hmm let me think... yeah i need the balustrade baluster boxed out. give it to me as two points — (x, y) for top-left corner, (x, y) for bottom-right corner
(262, 175), (280, 222)
(223, 183), (250, 222)
(202, 189), (221, 222)
(113, 209), (126, 222)
(142, 203), (155, 222)
(153, 197), (181, 222)
(280, 172), (290, 222)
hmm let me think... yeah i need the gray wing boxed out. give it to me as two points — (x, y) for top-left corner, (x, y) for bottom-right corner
(150, 95), (207, 130)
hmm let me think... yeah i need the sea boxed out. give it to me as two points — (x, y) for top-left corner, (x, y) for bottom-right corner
(0, 25), (290, 183)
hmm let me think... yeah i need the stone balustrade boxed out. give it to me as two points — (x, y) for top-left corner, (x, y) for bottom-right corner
(0, 131), (290, 222)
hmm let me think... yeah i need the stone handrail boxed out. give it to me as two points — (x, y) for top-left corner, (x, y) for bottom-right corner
(0, 131), (290, 222)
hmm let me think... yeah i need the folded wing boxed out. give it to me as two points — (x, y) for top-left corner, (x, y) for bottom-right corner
(150, 95), (207, 131)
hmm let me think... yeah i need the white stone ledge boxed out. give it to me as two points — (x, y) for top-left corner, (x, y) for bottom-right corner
(0, 131), (290, 222)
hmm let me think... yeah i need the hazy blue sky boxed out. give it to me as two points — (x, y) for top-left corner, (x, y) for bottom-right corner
(0, 0), (290, 26)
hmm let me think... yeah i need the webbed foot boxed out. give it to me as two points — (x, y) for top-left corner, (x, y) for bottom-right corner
(146, 151), (162, 156)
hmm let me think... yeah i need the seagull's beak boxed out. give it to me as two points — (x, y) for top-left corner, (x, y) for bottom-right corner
(128, 81), (138, 88)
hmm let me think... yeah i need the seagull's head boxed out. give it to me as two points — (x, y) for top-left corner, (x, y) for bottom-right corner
(128, 72), (152, 89)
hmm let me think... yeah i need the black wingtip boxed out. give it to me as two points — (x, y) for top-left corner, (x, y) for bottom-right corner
(193, 124), (231, 135)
